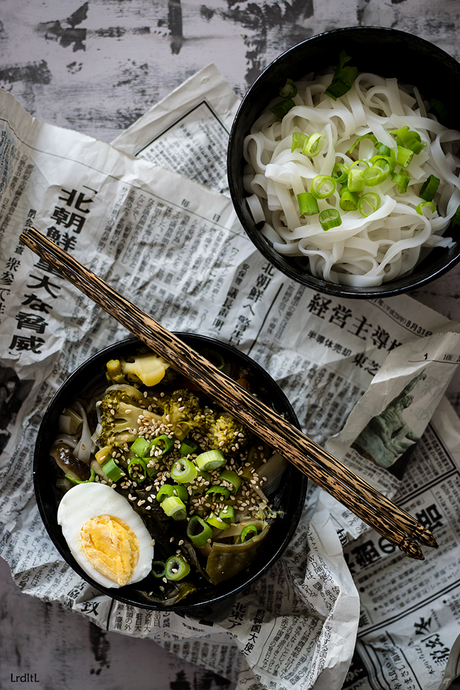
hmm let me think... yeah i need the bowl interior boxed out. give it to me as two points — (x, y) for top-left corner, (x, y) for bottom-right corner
(228, 26), (460, 298)
(33, 334), (307, 614)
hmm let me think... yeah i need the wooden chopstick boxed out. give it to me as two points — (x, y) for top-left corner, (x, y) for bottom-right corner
(20, 228), (436, 558)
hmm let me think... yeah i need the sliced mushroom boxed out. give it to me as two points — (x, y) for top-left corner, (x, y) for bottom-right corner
(50, 444), (91, 482)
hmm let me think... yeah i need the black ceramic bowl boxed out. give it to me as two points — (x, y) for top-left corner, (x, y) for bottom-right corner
(34, 334), (307, 614)
(228, 26), (460, 299)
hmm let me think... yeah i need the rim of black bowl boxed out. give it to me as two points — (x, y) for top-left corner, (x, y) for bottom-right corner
(228, 26), (460, 299)
(33, 334), (307, 614)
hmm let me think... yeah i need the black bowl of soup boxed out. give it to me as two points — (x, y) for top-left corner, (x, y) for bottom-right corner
(33, 334), (307, 614)
(228, 26), (460, 298)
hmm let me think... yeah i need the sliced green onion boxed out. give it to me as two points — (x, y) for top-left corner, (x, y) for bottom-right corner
(161, 496), (187, 521)
(271, 98), (295, 118)
(452, 204), (460, 225)
(130, 436), (151, 457)
(349, 159), (369, 171)
(339, 188), (359, 212)
(291, 131), (308, 152)
(128, 456), (147, 484)
(331, 162), (348, 184)
(297, 192), (319, 216)
(65, 468), (96, 485)
(325, 51), (358, 100)
(279, 78), (297, 99)
(180, 439), (198, 456)
(416, 201), (437, 216)
(219, 505), (235, 524)
(310, 175), (337, 199)
(170, 457), (198, 484)
(392, 126), (426, 155)
(429, 98), (448, 124)
(347, 132), (377, 156)
(172, 483), (189, 502)
(206, 511), (230, 530)
(419, 174), (440, 202)
(358, 192), (381, 217)
(347, 167), (365, 193)
(156, 484), (175, 502)
(195, 449), (226, 471)
(396, 146), (414, 168)
(369, 154), (394, 175)
(319, 209), (342, 231)
(199, 348), (225, 370)
(218, 469), (242, 494)
(377, 143), (392, 157)
(101, 458), (125, 482)
(186, 515), (214, 547)
(165, 555), (190, 581)
(241, 524), (258, 542)
(302, 132), (326, 157)
(151, 561), (166, 578)
(149, 434), (174, 456)
(362, 165), (388, 187)
(206, 485), (231, 501)
(391, 168), (411, 193)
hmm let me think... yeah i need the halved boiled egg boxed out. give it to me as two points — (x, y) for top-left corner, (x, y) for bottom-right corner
(57, 483), (154, 589)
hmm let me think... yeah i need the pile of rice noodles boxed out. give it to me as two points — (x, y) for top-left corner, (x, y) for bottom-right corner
(243, 71), (460, 286)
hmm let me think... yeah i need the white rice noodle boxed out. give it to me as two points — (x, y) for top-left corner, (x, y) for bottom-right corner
(243, 68), (460, 286)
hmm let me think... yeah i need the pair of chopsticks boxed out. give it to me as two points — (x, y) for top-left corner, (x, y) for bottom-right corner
(20, 227), (437, 560)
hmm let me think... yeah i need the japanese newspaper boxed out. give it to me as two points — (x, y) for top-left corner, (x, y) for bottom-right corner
(1, 64), (460, 690)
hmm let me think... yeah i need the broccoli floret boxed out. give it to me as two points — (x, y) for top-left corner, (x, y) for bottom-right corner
(106, 353), (170, 387)
(156, 389), (204, 441)
(203, 410), (252, 456)
(97, 389), (162, 447)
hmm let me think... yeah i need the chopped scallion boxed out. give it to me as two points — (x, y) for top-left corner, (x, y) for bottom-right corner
(391, 168), (411, 193)
(416, 201), (437, 216)
(128, 456), (147, 484)
(302, 132), (326, 157)
(358, 192), (381, 217)
(396, 145), (414, 168)
(66, 468), (96, 485)
(187, 515), (214, 547)
(241, 524), (258, 542)
(291, 131), (308, 152)
(339, 188), (359, 212)
(206, 485), (231, 501)
(347, 167), (365, 193)
(165, 555), (190, 581)
(170, 457), (198, 484)
(151, 561), (166, 578)
(325, 51), (358, 100)
(101, 458), (125, 482)
(297, 192), (319, 216)
(331, 162), (348, 184)
(347, 132), (377, 156)
(218, 469), (242, 494)
(319, 208), (342, 231)
(419, 174), (440, 202)
(271, 98), (295, 118)
(195, 449), (226, 471)
(310, 175), (337, 199)
(161, 496), (187, 521)
(452, 204), (460, 226)
(206, 511), (230, 530)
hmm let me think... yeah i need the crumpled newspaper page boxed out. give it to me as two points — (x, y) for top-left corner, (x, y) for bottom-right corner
(1, 65), (460, 690)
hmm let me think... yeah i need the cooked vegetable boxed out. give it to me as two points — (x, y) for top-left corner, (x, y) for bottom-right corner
(51, 349), (286, 604)
(106, 353), (170, 386)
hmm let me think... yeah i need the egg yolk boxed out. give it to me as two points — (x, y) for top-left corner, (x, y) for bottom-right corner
(80, 515), (139, 586)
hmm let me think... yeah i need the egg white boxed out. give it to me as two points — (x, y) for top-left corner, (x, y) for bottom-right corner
(57, 482), (154, 589)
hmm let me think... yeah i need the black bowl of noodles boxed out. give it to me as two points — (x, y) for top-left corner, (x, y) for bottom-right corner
(33, 334), (307, 614)
(228, 26), (460, 299)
